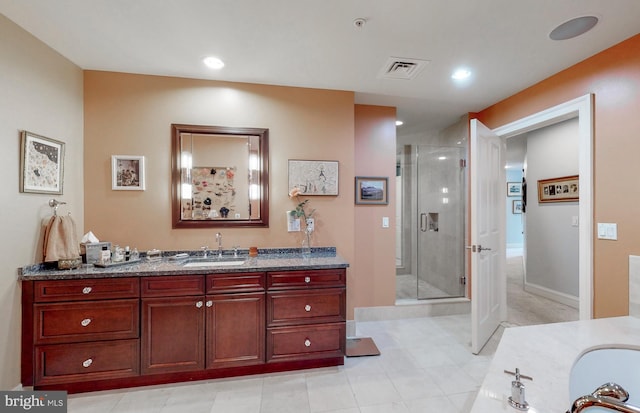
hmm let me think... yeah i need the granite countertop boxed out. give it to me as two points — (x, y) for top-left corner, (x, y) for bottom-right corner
(18, 247), (349, 281)
(470, 316), (640, 412)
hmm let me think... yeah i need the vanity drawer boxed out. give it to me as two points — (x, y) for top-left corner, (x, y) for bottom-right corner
(267, 323), (345, 362)
(34, 299), (139, 344)
(206, 272), (265, 293)
(141, 275), (204, 297)
(267, 288), (345, 326)
(34, 278), (139, 302)
(267, 269), (346, 290)
(35, 339), (139, 385)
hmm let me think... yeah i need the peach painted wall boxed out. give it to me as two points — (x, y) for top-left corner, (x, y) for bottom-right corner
(475, 34), (640, 318)
(353, 105), (397, 308)
(84, 71), (384, 317)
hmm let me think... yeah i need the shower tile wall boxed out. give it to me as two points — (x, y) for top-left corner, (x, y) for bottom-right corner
(417, 146), (465, 298)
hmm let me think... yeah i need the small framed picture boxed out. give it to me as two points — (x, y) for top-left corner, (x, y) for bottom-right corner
(537, 175), (579, 203)
(507, 182), (522, 197)
(355, 176), (388, 205)
(20, 130), (65, 194)
(112, 155), (145, 190)
(512, 199), (524, 214)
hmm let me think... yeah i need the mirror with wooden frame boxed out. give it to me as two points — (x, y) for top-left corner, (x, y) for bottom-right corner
(171, 124), (269, 228)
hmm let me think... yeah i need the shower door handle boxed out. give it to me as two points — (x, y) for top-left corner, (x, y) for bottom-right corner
(420, 213), (427, 232)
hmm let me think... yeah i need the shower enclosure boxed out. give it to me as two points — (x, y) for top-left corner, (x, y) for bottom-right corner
(396, 144), (466, 300)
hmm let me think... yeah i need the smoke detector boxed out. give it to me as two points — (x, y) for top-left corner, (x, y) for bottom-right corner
(378, 57), (430, 80)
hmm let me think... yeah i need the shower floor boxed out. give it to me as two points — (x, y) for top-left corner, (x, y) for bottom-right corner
(395, 273), (461, 300)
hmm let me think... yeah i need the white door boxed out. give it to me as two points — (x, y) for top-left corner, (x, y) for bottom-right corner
(470, 119), (506, 354)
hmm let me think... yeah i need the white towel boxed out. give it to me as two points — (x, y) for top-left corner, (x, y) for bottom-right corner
(43, 215), (81, 262)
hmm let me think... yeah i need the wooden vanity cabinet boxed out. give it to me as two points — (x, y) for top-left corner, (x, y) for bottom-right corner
(22, 267), (345, 392)
(266, 269), (346, 363)
(26, 277), (140, 386)
(141, 275), (205, 375)
(141, 273), (265, 375)
(205, 272), (265, 369)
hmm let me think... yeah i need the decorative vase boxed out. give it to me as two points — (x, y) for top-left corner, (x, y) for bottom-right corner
(301, 227), (312, 258)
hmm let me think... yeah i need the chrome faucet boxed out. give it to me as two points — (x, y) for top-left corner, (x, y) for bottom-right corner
(568, 383), (640, 413)
(216, 232), (223, 257)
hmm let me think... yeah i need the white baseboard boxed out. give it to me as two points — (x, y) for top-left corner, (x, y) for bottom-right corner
(524, 281), (579, 309)
(354, 298), (470, 322)
(12, 384), (24, 391)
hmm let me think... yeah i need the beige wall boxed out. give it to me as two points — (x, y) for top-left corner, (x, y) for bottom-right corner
(475, 33), (640, 318)
(353, 105), (397, 308)
(0, 15), (84, 389)
(84, 71), (368, 318)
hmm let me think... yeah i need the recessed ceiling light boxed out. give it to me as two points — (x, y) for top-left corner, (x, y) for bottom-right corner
(203, 56), (225, 69)
(451, 68), (471, 80)
(550, 16), (598, 41)
(396, 120), (404, 126)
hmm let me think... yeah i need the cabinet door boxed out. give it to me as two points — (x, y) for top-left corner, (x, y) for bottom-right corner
(141, 296), (205, 375)
(206, 292), (265, 369)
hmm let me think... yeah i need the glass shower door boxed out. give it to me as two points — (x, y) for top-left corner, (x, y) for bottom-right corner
(416, 145), (466, 299)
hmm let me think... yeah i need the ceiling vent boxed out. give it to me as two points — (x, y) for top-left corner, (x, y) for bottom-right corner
(378, 57), (430, 80)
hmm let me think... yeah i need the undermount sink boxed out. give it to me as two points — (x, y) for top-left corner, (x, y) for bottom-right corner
(182, 258), (246, 268)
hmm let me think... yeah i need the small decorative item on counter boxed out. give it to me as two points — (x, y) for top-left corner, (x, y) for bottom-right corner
(249, 246), (258, 257)
(146, 249), (162, 262)
(57, 256), (82, 270)
(112, 245), (125, 263)
(130, 248), (140, 260)
(124, 245), (131, 261)
(289, 187), (315, 257)
(100, 245), (111, 265)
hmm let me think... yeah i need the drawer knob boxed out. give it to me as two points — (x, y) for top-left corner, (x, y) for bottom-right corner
(304, 276), (311, 283)
(304, 304), (312, 312)
(82, 287), (92, 294)
(81, 318), (92, 327)
(196, 301), (203, 308)
(82, 358), (93, 368)
(206, 300), (213, 307)
(304, 338), (311, 347)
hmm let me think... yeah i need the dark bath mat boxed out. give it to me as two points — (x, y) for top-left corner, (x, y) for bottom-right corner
(346, 337), (381, 357)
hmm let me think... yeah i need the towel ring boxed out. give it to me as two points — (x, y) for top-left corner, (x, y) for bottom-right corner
(48, 199), (67, 216)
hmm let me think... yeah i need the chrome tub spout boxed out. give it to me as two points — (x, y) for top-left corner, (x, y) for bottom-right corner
(568, 395), (640, 413)
(568, 383), (640, 413)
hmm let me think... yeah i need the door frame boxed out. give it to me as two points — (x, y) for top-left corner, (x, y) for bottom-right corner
(492, 93), (593, 320)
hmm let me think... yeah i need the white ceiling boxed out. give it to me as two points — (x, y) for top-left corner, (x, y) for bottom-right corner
(2, 0), (639, 137)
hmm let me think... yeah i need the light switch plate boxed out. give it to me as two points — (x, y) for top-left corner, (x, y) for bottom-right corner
(382, 217), (389, 228)
(597, 223), (617, 240)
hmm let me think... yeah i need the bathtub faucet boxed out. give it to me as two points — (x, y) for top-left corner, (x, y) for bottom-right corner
(568, 382), (640, 413)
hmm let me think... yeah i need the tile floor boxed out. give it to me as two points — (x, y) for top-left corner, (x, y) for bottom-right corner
(66, 251), (577, 412)
(68, 314), (489, 413)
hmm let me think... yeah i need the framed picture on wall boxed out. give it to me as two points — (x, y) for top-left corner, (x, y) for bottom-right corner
(19, 130), (65, 194)
(288, 159), (339, 196)
(512, 199), (524, 214)
(537, 175), (579, 203)
(355, 176), (388, 205)
(112, 155), (146, 190)
(507, 182), (522, 197)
